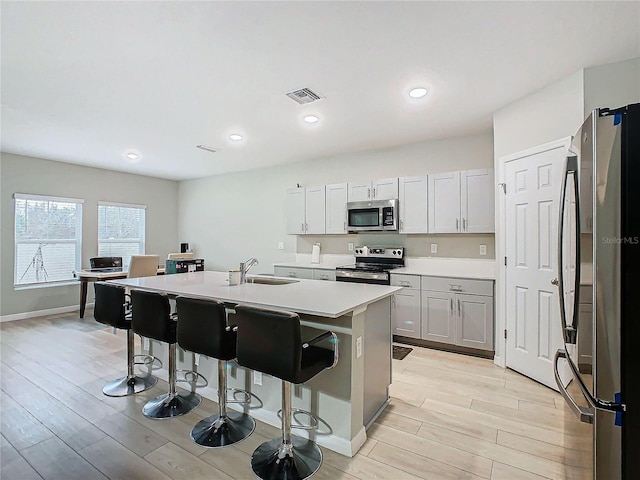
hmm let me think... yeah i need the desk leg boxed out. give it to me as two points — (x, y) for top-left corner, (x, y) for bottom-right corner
(80, 280), (88, 318)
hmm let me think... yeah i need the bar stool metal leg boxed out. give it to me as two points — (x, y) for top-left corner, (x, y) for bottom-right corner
(103, 330), (157, 397)
(251, 381), (322, 480)
(190, 360), (255, 447)
(142, 342), (201, 419)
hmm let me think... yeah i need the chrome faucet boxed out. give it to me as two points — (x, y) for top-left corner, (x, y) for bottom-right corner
(239, 257), (259, 284)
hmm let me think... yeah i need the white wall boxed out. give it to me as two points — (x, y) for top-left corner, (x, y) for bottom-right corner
(178, 133), (495, 274)
(584, 57), (640, 114)
(0, 153), (179, 317)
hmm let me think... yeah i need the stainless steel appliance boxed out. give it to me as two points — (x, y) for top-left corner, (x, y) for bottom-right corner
(555, 103), (639, 479)
(335, 246), (404, 285)
(347, 199), (398, 232)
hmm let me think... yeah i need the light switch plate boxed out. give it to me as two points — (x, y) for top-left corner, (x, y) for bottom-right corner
(431, 243), (438, 254)
(348, 242), (354, 252)
(253, 371), (262, 386)
(356, 336), (363, 358)
(278, 242), (285, 250)
(480, 244), (487, 256)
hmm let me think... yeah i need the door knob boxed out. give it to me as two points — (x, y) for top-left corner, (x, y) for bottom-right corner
(551, 278), (559, 286)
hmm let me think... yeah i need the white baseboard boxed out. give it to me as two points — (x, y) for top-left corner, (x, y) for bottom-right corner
(1, 303), (93, 323)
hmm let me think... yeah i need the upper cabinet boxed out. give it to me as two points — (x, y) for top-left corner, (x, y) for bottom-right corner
(347, 178), (398, 202)
(398, 176), (427, 234)
(286, 186), (326, 235)
(325, 183), (348, 234)
(428, 169), (495, 233)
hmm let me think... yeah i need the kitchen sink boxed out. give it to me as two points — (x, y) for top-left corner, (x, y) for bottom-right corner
(246, 276), (299, 285)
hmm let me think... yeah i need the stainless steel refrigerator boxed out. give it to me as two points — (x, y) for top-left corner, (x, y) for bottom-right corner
(555, 103), (639, 480)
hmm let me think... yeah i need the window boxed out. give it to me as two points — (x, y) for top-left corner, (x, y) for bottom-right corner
(98, 202), (146, 267)
(14, 193), (83, 287)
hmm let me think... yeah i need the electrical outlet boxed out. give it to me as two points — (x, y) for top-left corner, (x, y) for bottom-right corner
(278, 242), (285, 250)
(253, 371), (262, 386)
(194, 354), (201, 366)
(348, 242), (354, 252)
(143, 338), (150, 351)
(356, 336), (363, 358)
(480, 244), (487, 256)
(431, 243), (438, 254)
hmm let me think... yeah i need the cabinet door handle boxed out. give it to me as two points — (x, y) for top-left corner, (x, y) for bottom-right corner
(400, 281), (411, 286)
(458, 299), (461, 316)
(344, 222), (346, 231)
(301, 222), (305, 232)
(372, 187), (376, 198)
(289, 273), (297, 278)
(456, 218), (459, 231)
(367, 188), (371, 199)
(449, 284), (462, 292)
(400, 220), (404, 231)
(392, 295), (396, 307)
(463, 218), (466, 231)
(450, 298), (453, 314)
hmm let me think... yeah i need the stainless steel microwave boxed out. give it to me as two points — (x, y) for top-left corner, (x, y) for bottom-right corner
(347, 199), (398, 232)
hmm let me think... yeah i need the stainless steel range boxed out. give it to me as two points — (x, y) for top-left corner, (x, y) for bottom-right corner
(335, 246), (404, 285)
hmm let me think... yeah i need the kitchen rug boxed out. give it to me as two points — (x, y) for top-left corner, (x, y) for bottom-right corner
(392, 345), (413, 360)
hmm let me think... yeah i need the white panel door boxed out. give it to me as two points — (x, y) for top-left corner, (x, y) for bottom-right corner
(504, 142), (570, 390)
(325, 183), (347, 234)
(347, 181), (371, 202)
(398, 176), (427, 233)
(461, 169), (495, 233)
(372, 177), (399, 200)
(305, 186), (325, 234)
(428, 172), (461, 233)
(392, 288), (421, 338)
(286, 187), (306, 235)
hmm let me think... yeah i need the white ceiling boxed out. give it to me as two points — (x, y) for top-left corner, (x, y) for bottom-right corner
(2, 2), (639, 181)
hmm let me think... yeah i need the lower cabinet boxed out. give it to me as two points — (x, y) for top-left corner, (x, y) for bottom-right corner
(391, 274), (421, 339)
(273, 265), (335, 281)
(421, 277), (494, 352)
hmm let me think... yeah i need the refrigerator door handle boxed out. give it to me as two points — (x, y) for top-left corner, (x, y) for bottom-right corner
(554, 349), (594, 424)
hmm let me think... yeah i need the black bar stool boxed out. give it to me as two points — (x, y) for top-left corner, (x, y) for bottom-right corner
(131, 290), (201, 419)
(176, 296), (255, 447)
(234, 305), (338, 480)
(93, 283), (157, 396)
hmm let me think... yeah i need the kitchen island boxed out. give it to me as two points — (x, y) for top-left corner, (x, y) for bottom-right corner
(108, 271), (400, 457)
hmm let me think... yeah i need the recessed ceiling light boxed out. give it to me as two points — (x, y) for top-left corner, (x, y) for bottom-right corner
(409, 87), (428, 99)
(125, 152), (139, 160)
(229, 134), (243, 141)
(304, 115), (319, 124)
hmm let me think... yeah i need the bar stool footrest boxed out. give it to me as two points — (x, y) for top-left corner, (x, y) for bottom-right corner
(176, 369), (208, 388)
(226, 387), (252, 405)
(142, 391), (201, 419)
(191, 411), (256, 448)
(103, 373), (157, 397)
(251, 436), (322, 480)
(134, 354), (163, 370)
(277, 408), (319, 431)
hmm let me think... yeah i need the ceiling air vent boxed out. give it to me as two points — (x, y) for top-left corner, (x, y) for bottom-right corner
(285, 88), (324, 105)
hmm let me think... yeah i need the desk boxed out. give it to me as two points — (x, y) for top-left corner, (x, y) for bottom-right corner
(73, 267), (165, 318)
(107, 271), (399, 457)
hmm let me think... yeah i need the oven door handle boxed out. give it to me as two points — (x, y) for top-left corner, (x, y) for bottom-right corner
(335, 270), (389, 282)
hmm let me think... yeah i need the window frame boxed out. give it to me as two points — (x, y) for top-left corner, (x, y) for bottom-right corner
(97, 201), (146, 267)
(13, 193), (84, 289)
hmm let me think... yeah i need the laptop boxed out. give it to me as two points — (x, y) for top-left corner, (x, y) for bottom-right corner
(89, 256), (123, 272)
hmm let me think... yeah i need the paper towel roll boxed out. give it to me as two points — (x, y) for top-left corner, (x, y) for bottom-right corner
(311, 244), (320, 264)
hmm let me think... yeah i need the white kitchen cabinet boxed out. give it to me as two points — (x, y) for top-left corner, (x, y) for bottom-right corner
(285, 186), (325, 235)
(428, 172), (461, 233)
(461, 169), (495, 233)
(391, 274), (421, 339)
(421, 290), (457, 344)
(420, 276), (494, 351)
(286, 187), (306, 235)
(273, 266), (314, 279)
(305, 186), (326, 234)
(347, 178), (398, 201)
(312, 268), (336, 281)
(398, 176), (427, 233)
(428, 169), (495, 233)
(325, 183), (348, 234)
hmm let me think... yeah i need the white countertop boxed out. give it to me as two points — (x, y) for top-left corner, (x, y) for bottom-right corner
(275, 256), (496, 280)
(108, 271), (400, 318)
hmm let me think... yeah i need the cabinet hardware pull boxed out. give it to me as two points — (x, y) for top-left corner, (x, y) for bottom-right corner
(344, 222), (346, 231)
(456, 218), (459, 231)
(400, 220), (403, 231)
(450, 298), (453, 313)
(449, 284), (462, 292)
(367, 188), (371, 199)
(301, 222), (304, 232)
(463, 218), (466, 231)
(458, 299), (461, 316)
(372, 187), (376, 198)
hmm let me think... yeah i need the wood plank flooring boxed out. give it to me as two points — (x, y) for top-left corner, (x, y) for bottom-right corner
(1, 311), (593, 480)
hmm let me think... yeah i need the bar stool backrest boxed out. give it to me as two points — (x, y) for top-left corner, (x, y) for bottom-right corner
(94, 283), (129, 329)
(176, 297), (235, 361)
(234, 305), (302, 383)
(131, 290), (176, 343)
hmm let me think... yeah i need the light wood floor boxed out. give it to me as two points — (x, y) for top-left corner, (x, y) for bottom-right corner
(1, 311), (592, 480)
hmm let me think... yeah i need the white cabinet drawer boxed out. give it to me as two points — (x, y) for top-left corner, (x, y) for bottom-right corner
(420, 276), (493, 296)
(390, 274), (420, 289)
(273, 266), (314, 280)
(313, 269), (336, 281)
